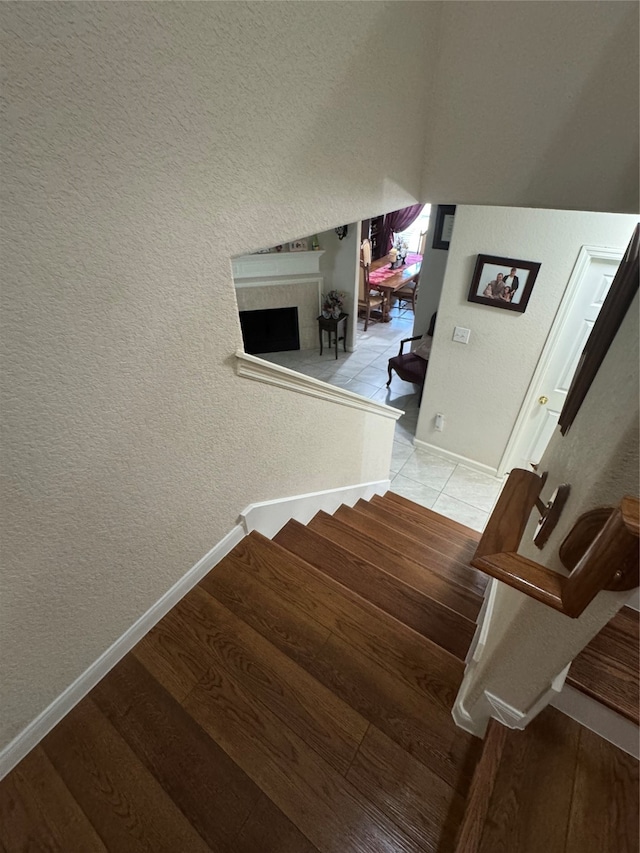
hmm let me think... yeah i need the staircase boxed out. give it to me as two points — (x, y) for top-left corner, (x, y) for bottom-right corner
(1, 492), (637, 852)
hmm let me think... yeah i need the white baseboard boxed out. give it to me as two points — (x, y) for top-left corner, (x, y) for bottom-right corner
(412, 439), (501, 479)
(1, 477), (391, 779)
(0, 524), (245, 781)
(240, 479), (390, 539)
(453, 666), (569, 739)
(552, 684), (639, 758)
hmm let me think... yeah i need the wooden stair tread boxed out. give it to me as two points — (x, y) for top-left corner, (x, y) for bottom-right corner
(202, 531), (466, 713)
(201, 533), (481, 796)
(274, 519), (476, 660)
(334, 504), (485, 591)
(377, 490), (482, 542)
(478, 707), (582, 853)
(477, 707), (638, 853)
(334, 504), (488, 595)
(453, 720), (509, 853)
(567, 607), (640, 725)
(353, 498), (479, 564)
(308, 510), (483, 622)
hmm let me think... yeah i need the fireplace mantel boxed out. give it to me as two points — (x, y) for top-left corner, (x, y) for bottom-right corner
(232, 251), (325, 281)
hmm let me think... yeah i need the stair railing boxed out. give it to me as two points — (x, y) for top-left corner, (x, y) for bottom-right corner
(472, 468), (639, 618)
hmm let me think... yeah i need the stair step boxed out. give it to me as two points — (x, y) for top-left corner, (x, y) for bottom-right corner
(475, 707), (638, 852)
(354, 498), (479, 564)
(274, 520), (476, 660)
(342, 501), (487, 586)
(377, 490), (483, 542)
(333, 506), (488, 597)
(567, 606), (640, 725)
(453, 720), (509, 853)
(202, 531), (466, 715)
(201, 533), (481, 796)
(308, 510), (482, 622)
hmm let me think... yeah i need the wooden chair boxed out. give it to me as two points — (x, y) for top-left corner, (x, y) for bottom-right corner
(417, 230), (428, 257)
(386, 311), (436, 402)
(358, 239), (386, 331)
(395, 278), (419, 313)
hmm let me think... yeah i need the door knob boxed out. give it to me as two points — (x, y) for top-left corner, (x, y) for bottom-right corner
(538, 395), (549, 405)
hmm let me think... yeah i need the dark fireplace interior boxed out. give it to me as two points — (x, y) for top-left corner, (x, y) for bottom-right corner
(239, 306), (300, 354)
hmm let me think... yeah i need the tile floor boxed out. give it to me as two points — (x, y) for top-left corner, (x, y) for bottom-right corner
(262, 307), (504, 532)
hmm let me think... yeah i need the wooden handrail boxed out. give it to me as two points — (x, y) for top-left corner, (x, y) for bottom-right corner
(471, 469), (639, 618)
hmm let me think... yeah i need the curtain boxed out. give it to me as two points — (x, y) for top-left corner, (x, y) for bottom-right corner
(380, 204), (424, 254)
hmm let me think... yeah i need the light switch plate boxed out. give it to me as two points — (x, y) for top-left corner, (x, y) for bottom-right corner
(453, 326), (471, 344)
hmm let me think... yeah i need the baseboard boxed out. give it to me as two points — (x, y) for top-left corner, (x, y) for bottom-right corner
(1, 478), (391, 778)
(240, 479), (390, 539)
(552, 684), (639, 758)
(0, 524), (245, 781)
(485, 665), (569, 730)
(412, 439), (501, 479)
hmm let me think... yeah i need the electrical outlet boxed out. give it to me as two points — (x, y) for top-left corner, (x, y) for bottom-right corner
(435, 413), (445, 432)
(453, 326), (471, 344)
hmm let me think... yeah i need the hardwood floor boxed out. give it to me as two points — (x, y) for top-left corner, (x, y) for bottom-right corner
(0, 495), (637, 852)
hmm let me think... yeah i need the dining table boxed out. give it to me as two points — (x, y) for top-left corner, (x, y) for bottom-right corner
(368, 253), (422, 322)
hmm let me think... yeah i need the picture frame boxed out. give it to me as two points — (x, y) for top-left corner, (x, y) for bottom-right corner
(467, 254), (541, 314)
(289, 240), (308, 252)
(432, 205), (456, 250)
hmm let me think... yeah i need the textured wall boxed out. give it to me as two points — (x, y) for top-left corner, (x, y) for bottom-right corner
(0, 1), (436, 748)
(463, 291), (639, 715)
(423, 1), (639, 212)
(2, 0), (638, 751)
(416, 206), (639, 469)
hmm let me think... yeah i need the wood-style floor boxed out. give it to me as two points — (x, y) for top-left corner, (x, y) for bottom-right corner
(0, 495), (638, 852)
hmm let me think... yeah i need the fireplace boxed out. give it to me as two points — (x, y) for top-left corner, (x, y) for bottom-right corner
(239, 306), (300, 354)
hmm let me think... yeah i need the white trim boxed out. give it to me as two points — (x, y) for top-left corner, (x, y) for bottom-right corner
(232, 251), (325, 279)
(498, 245), (623, 476)
(486, 665), (569, 730)
(465, 578), (498, 666)
(241, 479), (390, 539)
(0, 524), (245, 781)
(552, 683), (639, 759)
(412, 438), (501, 479)
(453, 662), (569, 738)
(236, 351), (404, 421)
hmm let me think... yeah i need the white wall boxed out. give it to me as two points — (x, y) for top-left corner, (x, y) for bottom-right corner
(317, 223), (360, 350)
(416, 206), (639, 471)
(412, 205), (451, 336)
(461, 290), (639, 720)
(423, 1), (639, 212)
(2, 0), (638, 753)
(0, 1), (437, 749)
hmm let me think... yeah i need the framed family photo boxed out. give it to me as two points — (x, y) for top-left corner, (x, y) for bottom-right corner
(467, 254), (541, 313)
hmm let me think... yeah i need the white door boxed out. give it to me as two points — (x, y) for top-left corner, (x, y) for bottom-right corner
(501, 249), (621, 473)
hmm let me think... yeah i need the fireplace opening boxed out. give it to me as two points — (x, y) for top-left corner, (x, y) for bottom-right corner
(239, 306), (300, 354)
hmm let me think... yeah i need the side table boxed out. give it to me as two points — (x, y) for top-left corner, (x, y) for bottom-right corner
(317, 313), (348, 359)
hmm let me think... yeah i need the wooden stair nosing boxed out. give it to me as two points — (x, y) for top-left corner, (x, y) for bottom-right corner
(333, 504), (487, 595)
(377, 490), (482, 542)
(353, 499), (479, 562)
(453, 719), (509, 853)
(274, 519), (476, 661)
(308, 510), (482, 622)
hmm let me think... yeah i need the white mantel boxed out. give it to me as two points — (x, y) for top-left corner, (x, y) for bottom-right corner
(232, 251), (325, 281)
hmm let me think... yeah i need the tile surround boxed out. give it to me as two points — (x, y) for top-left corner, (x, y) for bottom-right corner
(260, 308), (504, 532)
